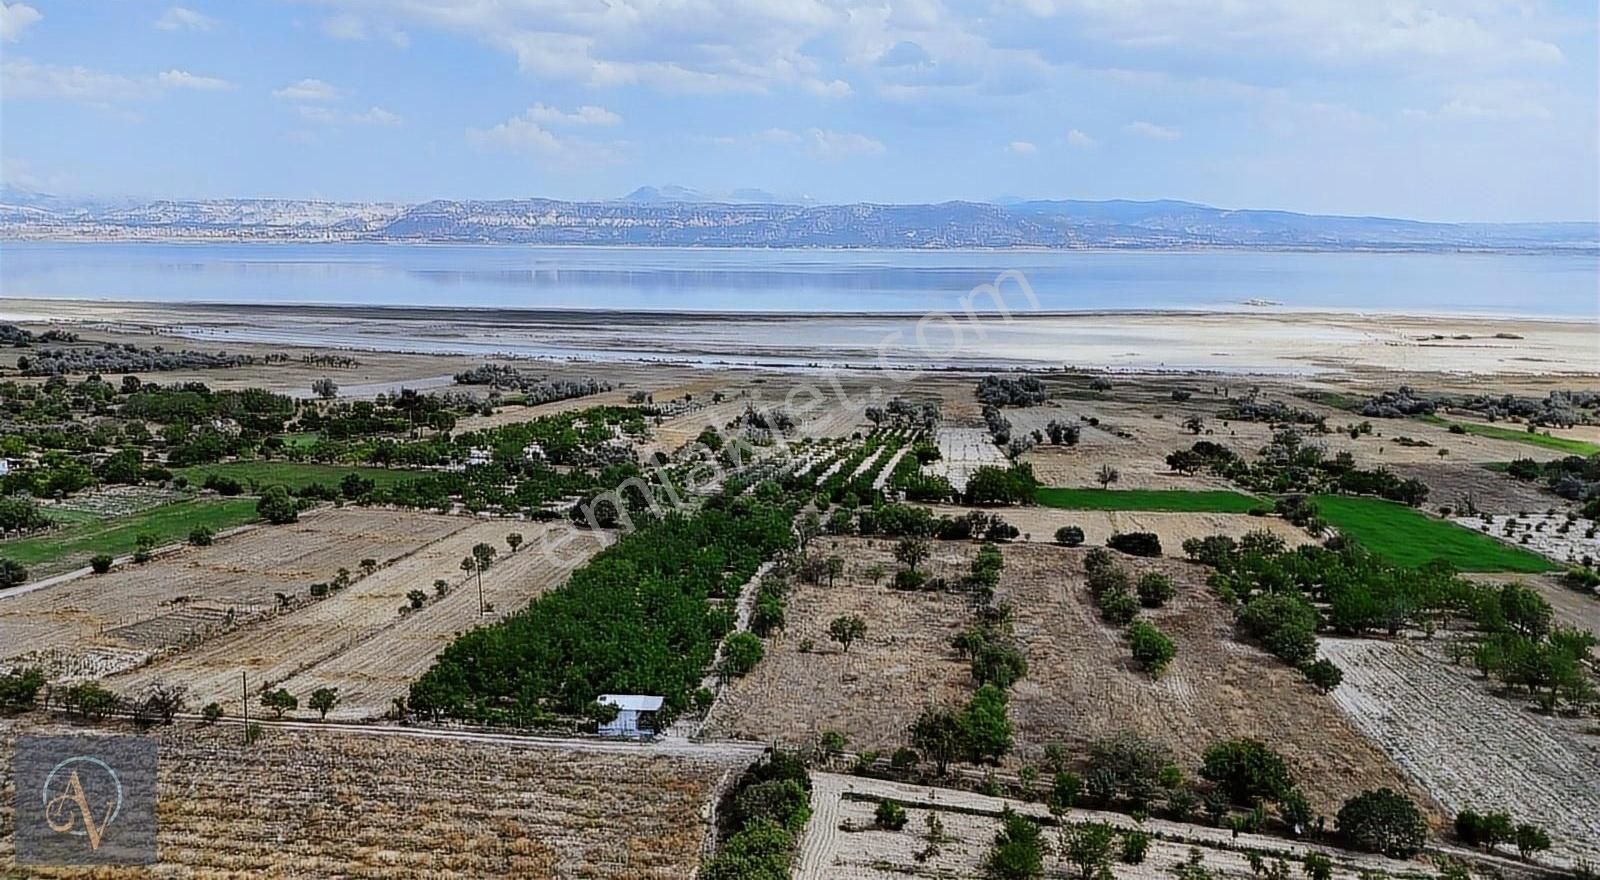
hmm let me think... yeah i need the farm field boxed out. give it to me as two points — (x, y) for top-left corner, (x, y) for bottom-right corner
(0, 497), (261, 580)
(176, 460), (421, 491)
(109, 518), (608, 720)
(796, 772), (1437, 880)
(0, 508), (467, 679)
(1321, 637), (1600, 865)
(1034, 487), (1261, 512)
(923, 426), (1007, 492)
(710, 538), (1423, 818)
(924, 504), (1313, 549)
(0, 721), (729, 879)
(1388, 461), (1566, 515)
(1450, 511), (1599, 568)
(1420, 415), (1600, 456)
(1312, 495), (1558, 572)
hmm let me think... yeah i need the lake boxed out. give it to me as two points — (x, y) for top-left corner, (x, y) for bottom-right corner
(1, 242), (1596, 318)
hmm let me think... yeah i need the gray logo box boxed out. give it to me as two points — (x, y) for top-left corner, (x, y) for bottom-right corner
(14, 735), (158, 865)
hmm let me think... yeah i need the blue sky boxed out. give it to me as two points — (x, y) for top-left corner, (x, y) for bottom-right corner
(1, 0), (1596, 221)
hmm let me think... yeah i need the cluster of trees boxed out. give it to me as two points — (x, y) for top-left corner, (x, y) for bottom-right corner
(865, 396), (941, 431)
(1218, 399), (1326, 427)
(1504, 454), (1600, 515)
(1453, 809), (1551, 860)
(976, 376), (1050, 407)
(0, 495), (51, 536)
(700, 751), (812, 880)
(1359, 386), (1438, 418)
(17, 343), (255, 377)
(1168, 432), (1428, 507)
(409, 492), (798, 725)
(452, 366), (614, 405)
(965, 463), (1040, 506)
(1452, 389), (1600, 428)
(1084, 549), (1177, 675)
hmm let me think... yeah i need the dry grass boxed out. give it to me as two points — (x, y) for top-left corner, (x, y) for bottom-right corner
(109, 519), (610, 720)
(925, 504), (1313, 549)
(0, 508), (468, 678)
(0, 720), (724, 879)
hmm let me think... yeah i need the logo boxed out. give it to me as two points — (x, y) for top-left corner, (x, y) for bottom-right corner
(15, 735), (157, 865)
(43, 755), (124, 850)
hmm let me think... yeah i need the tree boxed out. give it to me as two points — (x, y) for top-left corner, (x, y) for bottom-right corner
(433, 578), (450, 597)
(1336, 789), (1427, 857)
(911, 707), (965, 775)
(961, 684), (1014, 764)
(0, 667), (46, 713)
(472, 542), (498, 570)
(189, 525), (214, 546)
(133, 681), (188, 726)
(1302, 852), (1333, 880)
(1513, 823), (1550, 860)
(89, 554), (114, 574)
(506, 532), (524, 553)
(719, 632), (764, 678)
(796, 511), (823, 550)
(309, 687), (340, 720)
(257, 485), (299, 524)
(200, 702), (224, 725)
(895, 537), (930, 572)
(133, 532), (157, 564)
(828, 615), (867, 652)
(0, 557), (27, 588)
(1201, 738), (1295, 806)
(986, 807), (1047, 880)
(1096, 464), (1120, 490)
(1059, 821), (1115, 880)
(406, 589), (428, 609)
(260, 687), (298, 718)
(312, 377), (338, 399)
(1055, 525), (1086, 547)
(825, 556), (845, 587)
(1302, 659), (1342, 693)
(1107, 532), (1161, 557)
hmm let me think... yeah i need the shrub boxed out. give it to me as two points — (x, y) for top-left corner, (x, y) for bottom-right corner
(200, 702), (223, 725)
(719, 632), (765, 678)
(257, 485), (299, 524)
(1336, 789), (1427, 857)
(734, 778), (811, 832)
(1097, 586), (1139, 625)
(1301, 658), (1343, 692)
(90, 554), (114, 574)
(189, 525), (215, 546)
(0, 667), (47, 713)
(1107, 532), (1162, 557)
(875, 798), (909, 830)
(1127, 620), (1176, 677)
(985, 807), (1047, 880)
(1055, 525), (1086, 547)
(1136, 572), (1175, 608)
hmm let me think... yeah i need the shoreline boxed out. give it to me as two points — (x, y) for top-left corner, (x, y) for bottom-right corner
(5, 295), (1597, 326)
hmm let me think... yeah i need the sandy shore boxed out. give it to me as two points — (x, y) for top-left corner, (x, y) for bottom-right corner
(3, 297), (1596, 376)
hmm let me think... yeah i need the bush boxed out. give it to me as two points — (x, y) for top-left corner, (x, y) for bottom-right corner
(201, 702), (223, 725)
(1107, 532), (1162, 557)
(257, 485), (299, 524)
(1336, 789), (1427, 857)
(984, 807), (1047, 880)
(733, 778), (811, 832)
(1301, 658), (1343, 692)
(719, 632), (765, 678)
(1136, 572), (1175, 608)
(1127, 620), (1176, 677)
(1055, 525), (1086, 547)
(189, 525), (215, 546)
(90, 554), (114, 574)
(0, 667), (47, 713)
(1120, 829), (1151, 864)
(875, 798), (908, 830)
(1097, 586), (1139, 625)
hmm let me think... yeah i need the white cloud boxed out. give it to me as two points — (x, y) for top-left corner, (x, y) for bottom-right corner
(296, 104), (402, 126)
(467, 110), (620, 164)
(320, 13), (408, 47)
(522, 103), (622, 127)
(0, 2), (41, 42)
(1007, 140), (1037, 155)
(351, 106), (402, 126)
(803, 78), (853, 98)
(716, 126), (884, 157)
(1124, 120), (1181, 140)
(155, 7), (215, 32)
(1065, 128), (1096, 148)
(157, 70), (233, 91)
(1, 58), (232, 103)
(273, 78), (341, 102)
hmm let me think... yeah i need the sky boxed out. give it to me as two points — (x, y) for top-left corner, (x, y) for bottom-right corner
(0, 0), (1596, 222)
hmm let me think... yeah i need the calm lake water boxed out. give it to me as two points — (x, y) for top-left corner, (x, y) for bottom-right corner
(1, 242), (1596, 317)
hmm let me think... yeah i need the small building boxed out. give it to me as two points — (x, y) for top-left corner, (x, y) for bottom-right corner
(0, 458), (9, 476)
(596, 694), (664, 738)
(466, 447), (493, 467)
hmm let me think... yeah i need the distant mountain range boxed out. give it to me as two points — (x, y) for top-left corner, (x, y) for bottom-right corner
(2, 185), (1593, 251)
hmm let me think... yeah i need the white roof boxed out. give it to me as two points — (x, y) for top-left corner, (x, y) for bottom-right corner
(598, 694), (664, 712)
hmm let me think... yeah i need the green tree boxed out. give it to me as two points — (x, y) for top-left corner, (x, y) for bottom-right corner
(0, 667), (46, 713)
(1200, 738), (1295, 806)
(1128, 620), (1177, 677)
(719, 632), (765, 678)
(1055, 525), (1086, 547)
(828, 615), (867, 652)
(1336, 789), (1427, 858)
(133, 532), (158, 563)
(89, 554), (114, 574)
(1096, 464), (1120, 490)
(257, 485), (299, 524)
(1136, 572), (1175, 607)
(259, 687), (298, 718)
(910, 706), (965, 775)
(985, 807), (1047, 880)
(895, 536), (930, 572)
(1059, 821), (1115, 880)
(506, 532), (524, 553)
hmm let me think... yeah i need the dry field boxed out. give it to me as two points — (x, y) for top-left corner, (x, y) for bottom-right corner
(708, 539), (1423, 819)
(704, 538), (977, 749)
(1390, 463), (1566, 516)
(110, 519), (609, 720)
(0, 721), (728, 879)
(0, 508), (466, 679)
(924, 504), (1314, 549)
(1321, 637), (1600, 865)
(797, 772), (1439, 880)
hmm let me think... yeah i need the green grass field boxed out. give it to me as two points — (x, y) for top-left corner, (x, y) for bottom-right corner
(0, 498), (261, 577)
(1311, 494), (1556, 572)
(1035, 487), (1262, 513)
(177, 461), (417, 492)
(1419, 416), (1600, 456)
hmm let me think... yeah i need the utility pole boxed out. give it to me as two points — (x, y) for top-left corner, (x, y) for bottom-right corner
(241, 671), (248, 745)
(477, 563), (485, 615)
